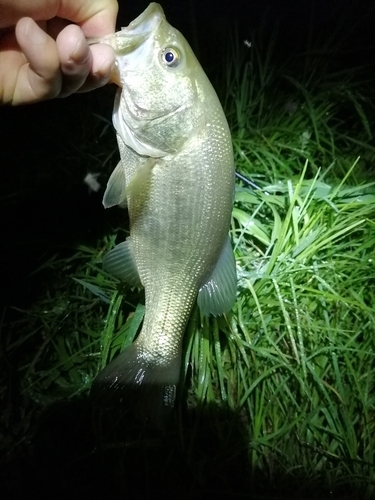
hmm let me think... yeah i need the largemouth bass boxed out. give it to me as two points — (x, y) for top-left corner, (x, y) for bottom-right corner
(91, 3), (236, 421)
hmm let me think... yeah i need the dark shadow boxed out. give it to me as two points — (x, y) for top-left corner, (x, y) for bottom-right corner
(1, 395), (366, 500)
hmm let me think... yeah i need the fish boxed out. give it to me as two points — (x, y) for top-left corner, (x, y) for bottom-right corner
(90, 3), (237, 422)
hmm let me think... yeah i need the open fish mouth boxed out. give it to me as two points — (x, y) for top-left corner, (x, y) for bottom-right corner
(87, 3), (164, 54)
(120, 3), (165, 39)
(87, 4), (166, 86)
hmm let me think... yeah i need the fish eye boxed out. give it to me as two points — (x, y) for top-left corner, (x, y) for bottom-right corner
(160, 47), (180, 68)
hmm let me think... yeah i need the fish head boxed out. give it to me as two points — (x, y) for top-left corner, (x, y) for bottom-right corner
(96, 3), (206, 157)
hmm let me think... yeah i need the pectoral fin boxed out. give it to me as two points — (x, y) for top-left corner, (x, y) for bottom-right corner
(103, 158), (157, 209)
(103, 238), (142, 287)
(103, 161), (127, 208)
(197, 237), (237, 317)
(126, 158), (157, 202)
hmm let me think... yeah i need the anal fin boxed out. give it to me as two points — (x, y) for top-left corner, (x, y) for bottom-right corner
(197, 236), (237, 316)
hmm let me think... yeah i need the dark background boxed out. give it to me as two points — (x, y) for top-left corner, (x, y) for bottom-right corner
(1, 1), (374, 498)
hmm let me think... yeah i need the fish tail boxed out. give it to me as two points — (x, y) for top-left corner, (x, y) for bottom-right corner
(91, 343), (180, 426)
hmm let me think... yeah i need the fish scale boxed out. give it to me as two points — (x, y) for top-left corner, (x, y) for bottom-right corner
(91, 3), (237, 423)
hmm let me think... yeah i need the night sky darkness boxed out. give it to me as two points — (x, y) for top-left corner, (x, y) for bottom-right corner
(1, 1), (374, 498)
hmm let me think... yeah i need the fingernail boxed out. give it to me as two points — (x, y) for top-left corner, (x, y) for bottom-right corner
(71, 39), (90, 65)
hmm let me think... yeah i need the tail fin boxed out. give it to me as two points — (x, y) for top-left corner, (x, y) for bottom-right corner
(91, 344), (180, 427)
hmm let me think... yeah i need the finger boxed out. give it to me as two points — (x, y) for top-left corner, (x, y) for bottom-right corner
(14, 17), (62, 104)
(56, 25), (115, 96)
(75, 43), (116, 93)
(55, 24), (92, 97)
(69, 1), (118, 37)
(0, 0), (118, 32)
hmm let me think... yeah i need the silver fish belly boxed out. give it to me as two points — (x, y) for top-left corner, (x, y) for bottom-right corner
(91, 3), (237, 421)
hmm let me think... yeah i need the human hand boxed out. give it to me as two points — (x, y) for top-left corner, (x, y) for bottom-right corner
(0, 0), (118, 105)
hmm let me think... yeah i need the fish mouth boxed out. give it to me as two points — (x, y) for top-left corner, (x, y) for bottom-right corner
(112, 3), (164, 53)
(122, 3), (165, 39)
(88, 3), (165, 86)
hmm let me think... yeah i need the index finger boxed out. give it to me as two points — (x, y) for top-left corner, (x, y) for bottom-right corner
(58, 0), (119, 36)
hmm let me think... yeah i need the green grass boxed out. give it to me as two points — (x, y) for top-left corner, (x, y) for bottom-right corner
(2, 14), (375, 500)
